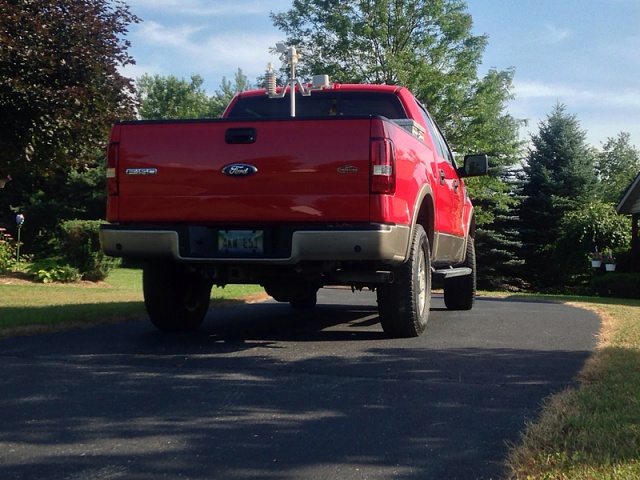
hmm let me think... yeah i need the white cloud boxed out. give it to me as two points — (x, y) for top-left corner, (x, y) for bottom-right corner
(138, 21), (205, 52)
(541, 24), (572, 43)
(127, 19), (282, 87)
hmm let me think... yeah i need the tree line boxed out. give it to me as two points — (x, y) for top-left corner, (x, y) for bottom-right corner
(0, 0), (638, 291)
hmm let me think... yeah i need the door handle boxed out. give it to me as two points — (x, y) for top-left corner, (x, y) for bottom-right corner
(225, 127), (257, 144)
(453, 180), (459, 194)
(439, 169), (446, 185)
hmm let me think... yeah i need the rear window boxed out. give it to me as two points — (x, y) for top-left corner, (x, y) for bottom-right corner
(227, 91), (407, 119)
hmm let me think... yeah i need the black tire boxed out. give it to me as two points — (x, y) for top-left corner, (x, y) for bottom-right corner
(143, 262), (212, 331)
(444, 236), (476, 311)
(377, 225), (431, 338)
(289, 289), (318, 309)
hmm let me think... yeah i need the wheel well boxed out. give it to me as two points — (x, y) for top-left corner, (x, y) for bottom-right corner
(469, 213), (476, 239)
(415, 194), (435, 247)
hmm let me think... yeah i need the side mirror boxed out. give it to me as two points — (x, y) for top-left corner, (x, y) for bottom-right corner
(458, 153), (488, 178)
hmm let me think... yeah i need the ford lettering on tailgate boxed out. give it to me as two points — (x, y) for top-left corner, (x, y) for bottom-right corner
(222, 164), (258, 177)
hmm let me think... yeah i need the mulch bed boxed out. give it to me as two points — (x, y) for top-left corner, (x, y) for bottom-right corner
(0, 271), (108, 287)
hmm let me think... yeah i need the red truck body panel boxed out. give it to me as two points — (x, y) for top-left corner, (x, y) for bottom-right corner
(109, 118), (375, 224)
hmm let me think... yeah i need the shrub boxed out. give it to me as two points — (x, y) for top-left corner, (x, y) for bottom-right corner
(592, 273), (640, 299)
(59, 219), (119, 281)
(556, 201), (631, 284)
(0, 227), (16, 273)
(27, 258), (80, 283)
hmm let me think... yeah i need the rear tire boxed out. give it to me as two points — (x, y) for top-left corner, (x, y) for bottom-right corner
(377, 225), (431, 338)
(143, 262), (212, 331)
(444, 236), (476, 311)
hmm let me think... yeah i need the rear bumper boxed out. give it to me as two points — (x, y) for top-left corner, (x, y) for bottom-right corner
(99, 224), (410, 266)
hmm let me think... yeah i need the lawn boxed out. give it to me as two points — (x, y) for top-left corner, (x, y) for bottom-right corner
(0, 268), (265, 337)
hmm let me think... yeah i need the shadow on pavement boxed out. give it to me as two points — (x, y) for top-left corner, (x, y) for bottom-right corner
(0, 294), (601, 480)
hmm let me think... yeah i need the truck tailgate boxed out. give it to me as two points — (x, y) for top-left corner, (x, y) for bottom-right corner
(111, 118), (373, 224)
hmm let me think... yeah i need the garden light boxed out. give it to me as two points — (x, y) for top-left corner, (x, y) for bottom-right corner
(15, 213), (24, 267)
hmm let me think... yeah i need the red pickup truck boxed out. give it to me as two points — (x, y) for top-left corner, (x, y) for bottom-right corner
(100, 83), (487, 337)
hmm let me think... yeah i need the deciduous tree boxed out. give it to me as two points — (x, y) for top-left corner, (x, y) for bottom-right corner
(271, 0), (525, 287)
(211, 69), (253, 117)
(137, 74), (217, 120)
(137, 69), (253, 120)
(0, 0), (138, 176)
(596, 132), (640, 204)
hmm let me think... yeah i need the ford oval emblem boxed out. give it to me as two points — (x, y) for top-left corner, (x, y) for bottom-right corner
(222, 164), (258, 177)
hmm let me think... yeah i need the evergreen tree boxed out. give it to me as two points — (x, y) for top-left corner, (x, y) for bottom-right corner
(2, 153), (108, 256)
(475, 167), (526, 290)
(519, 103), (597, 289)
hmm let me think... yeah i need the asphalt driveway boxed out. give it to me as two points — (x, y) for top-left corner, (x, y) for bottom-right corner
(0, 290), (600, 479)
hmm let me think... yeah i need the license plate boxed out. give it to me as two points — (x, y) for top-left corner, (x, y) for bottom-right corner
(218, 230), (264, 254)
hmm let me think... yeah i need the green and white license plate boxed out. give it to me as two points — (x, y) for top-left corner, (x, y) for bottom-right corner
(218, 230), (264, 254)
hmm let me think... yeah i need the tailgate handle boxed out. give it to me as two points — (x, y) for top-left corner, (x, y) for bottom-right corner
(225, 128), (257, 144)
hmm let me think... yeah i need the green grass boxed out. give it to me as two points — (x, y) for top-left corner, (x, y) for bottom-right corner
(504, 295), (640, 479)
(0, 268), (264, 337)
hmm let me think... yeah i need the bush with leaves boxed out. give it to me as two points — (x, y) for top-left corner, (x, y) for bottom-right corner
(0, 226), (16, 273)
(58, 219), (119, 281)
(592, 272), (640, 299)
(27, 258), (79, 283)
(0, 158), (108, 258)
(556, 201), (631, 282)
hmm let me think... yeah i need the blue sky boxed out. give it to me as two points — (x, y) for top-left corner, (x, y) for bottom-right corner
(121, 0), (640, 148)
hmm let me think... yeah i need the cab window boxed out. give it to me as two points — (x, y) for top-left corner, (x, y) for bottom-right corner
(419, 104), (456, 166)
(228, 91), (408, 119)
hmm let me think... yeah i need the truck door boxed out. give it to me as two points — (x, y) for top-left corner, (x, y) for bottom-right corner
(422, 112), (464, 237)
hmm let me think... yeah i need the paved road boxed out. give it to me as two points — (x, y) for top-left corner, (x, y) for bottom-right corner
(0, 289), (600, 479)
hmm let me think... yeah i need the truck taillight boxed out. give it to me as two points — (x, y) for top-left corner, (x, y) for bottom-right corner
(106, 142), (119, 195)
(370, 138), (396, 194)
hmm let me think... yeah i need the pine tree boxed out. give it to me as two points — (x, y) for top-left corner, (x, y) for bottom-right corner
(475, 167), (526, 290)
(519, 104), (597, 289)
